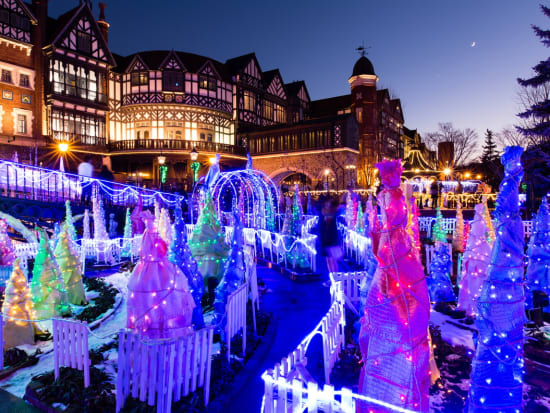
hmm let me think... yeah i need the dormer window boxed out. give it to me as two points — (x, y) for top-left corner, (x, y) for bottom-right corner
(199, 76), (216, 91)
(163, 71), (184, 92)
(77, 31), (91, 54)
(131, 72), (149, 86)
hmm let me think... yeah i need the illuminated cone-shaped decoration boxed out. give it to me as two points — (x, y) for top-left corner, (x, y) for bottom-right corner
(525, 195), (550, 310)
(482, 195), (495, 244)
(170, 206), (204, 329)
(158, 208), (173, 247)
(64, 200), (77, 241)
(265, 190), (276, 232)
(213, 211), (246, 333)
(82, 209), (91, 240)
(52, 222), (61, 249)
(356, 201), (365, 234)
(290, 188), (303, 236)
(281, 197), (292, 235)
(468, 146), (525, 412)
(427, 243), (456, 304)
(2, 259), (37, 349)
(358, 159), (430, 412)
(407, 196), (422, 259)
(463, 221), (471, 255)
(345, 190), (354, 227)
(55, 227), (87, 305)
(30, 229), (69, 319)
(431, 207), (446, 244)
(154, 198), (161, 229)
(127, 210), (195, 339)
(92, 194), (109, 240)
(189, 193), (229, 286)
(457, 204), (491, 316)
(121, 208), (133, 258)
(452, 201), (465, 253)
(0, 219), (15, 267)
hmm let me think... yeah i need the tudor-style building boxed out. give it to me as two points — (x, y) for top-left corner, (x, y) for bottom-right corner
(0, 0), (417, 191)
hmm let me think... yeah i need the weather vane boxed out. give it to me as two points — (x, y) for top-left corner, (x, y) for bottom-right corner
(356, 43), (371, 57)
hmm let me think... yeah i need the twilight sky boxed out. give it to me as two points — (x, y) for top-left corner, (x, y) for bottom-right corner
(51, 0), (548, 149)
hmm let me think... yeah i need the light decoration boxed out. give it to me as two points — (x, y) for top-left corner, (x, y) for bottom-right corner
(463, 221), (471, 254)
(306, 192), (313, 215)
(169, 205), (204, 330)
(345, 190), (354, 228)
(213, 211), (246, 334)
(30, 228), (70, 318)
(482, 195), (496, 244)
(108, 213), (118, 239)
(54, 227), (87, 305)
(0, 159), (184, 208)
(154, 198), (161, 229)
(82, 209), (91, 240)
(92, 194), (109, 241)
(452, 201), (465, 253)
(427, 243), (456, 304)
(158, 208), (173, 247)
(188, 193), (229, 286)
(64, 200), (77, 241)
(130, 196), (145, 235)
(457, 203), (491, 316)
(524, 195), (550, 310)
(467, 146), (526, 412)
(265, 190), (276, 232)
(407, 196), (422, 259)
(126, 210), (195, 339)
(431, 207), (446, 244)
(1, 258), (38, 348)
(0, 218), (16, 288)
(52, 222), (61, 249)
(357, 159), (430, 412)
(121, 208), (133, 258)
(355, 200), (365, 235)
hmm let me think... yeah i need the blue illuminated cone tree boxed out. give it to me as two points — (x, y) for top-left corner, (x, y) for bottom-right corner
(189, 193), (229, 286)
(427, 243), (456, 304)
(170, 206), (204, 329)
(30, 229), (70, 319)
(457, 203), (491, 316)
(265, 191), (275, 232)
(121, 208), (133, 258)
(525, 195), (550, 310)
(468, 146), (526, 412)
(55, 227), (87, 305)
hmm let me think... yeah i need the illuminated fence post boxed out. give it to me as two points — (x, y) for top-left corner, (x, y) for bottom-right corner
(52, 318), (90, 388)
(225, 282), (248, 362)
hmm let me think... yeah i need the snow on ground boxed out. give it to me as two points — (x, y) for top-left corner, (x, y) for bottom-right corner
(430, 309), (475, 350)
(1, 270), (130, 398)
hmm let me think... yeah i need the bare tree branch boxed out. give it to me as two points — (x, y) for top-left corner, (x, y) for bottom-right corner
(423, 122), (478, 166)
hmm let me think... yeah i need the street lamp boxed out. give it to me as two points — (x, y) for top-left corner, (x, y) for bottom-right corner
(190, 147), (200, 183)
(57, 142), (69, 172)
(464, 172), (471, 179)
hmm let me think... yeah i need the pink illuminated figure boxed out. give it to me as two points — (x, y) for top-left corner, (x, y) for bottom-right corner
(358, 159), (430, 412)
(126, 210), (195, 339)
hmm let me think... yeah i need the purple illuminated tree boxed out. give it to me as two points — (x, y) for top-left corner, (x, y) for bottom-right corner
(468, 146), (526, 412)
(427, 244), (456, 304)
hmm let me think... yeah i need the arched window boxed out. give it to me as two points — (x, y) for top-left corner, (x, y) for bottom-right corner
(144, 131), (149, 139)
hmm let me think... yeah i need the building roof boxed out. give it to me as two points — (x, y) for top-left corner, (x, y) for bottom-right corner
(310, 94), (351, 117)
(284, 81), (311, 102)
(225, 52), (259, 76)
(351, 56), (376, 77)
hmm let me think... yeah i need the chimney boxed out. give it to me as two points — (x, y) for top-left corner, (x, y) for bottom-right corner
(97, 3), (109, 44)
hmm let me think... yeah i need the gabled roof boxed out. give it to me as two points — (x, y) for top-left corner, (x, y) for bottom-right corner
(225, 52), (257, 75)
(285, 81), (311, 103)
(47, 2), (115, 66)
(262, 69), (279, 87)
(310, 94), (351, 118)
(15, 0), (37, 24)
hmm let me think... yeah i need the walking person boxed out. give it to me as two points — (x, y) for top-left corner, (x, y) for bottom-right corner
(78, 156), (94, 205)
(430, 179), (439, 208)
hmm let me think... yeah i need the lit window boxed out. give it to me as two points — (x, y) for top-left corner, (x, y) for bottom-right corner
(199, 76), (216, 91)
(19, 73), (30, 87)
(16, 114), (26, 134)
(131, 72), (149, 86)
(243, 90), (256, 111)
(1, 69), (12, 83)
(163, 71), (184, 92)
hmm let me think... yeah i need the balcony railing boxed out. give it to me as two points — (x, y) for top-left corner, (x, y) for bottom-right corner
(109, 139), (247, 156)
(52, 131), (106, 147)
(50, 82), (108, 105)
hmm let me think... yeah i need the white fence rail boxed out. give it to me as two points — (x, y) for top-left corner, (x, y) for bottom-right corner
(116, 327), (214, 413)
(226, 282), (248, 362)
(418, 216), (533, 239)
(329, 271), (369, 315)
(341, 227), (371, 268)
(52, 318), (90, 387)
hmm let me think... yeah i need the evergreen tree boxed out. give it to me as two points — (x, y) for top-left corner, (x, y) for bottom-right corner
(481, 129), (498, 163)
(170, 205), (204, 329)
(355, 201), (364, 234)
(517, 5), (550, 140)
(30, 229), (70, 318)
(55, 227), (87, 305)
(2, 259), (37, 348)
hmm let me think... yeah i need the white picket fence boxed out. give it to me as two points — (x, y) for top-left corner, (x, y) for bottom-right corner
(116, 327), (214, 413)
(52, 318), (90, 387)
(226, 282), (248, 362)
(244, 244), (260, 334)
(418, 216), (533, 239)
(424, 243), (454, 277)
(341, 227), (371, 268)
(329, 271), (369, 315)
(320, 299), (345, 385)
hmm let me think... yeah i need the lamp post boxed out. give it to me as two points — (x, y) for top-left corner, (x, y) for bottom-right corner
(158, 155), (167, 191)
(324, 169), (330, 194)
(189, 147), (200, 223)
(58, 142), (69, 172)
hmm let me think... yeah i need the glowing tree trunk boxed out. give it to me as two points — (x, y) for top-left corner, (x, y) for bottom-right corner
(82, 209), (91, 240)
(189, 194), (229, 286)
(30, 229), (70, 319)
(457, 203), (491, 316)
(358, 159), (430, 412)
(170, 206), (204, 329)
(121, 208), (133, 258)
(2, 259), (37, 348)
(65, 200), (77, 241)
(468, 146), (525, 412)
(213, 211), (245, 333)
(525, 195), (550, 310)
(92, 194), (109, 240)
(127, 210), (195, 339)
(453, 201), (465, 252)
(55, 227), (87, 305)
(427, 244), (456, 304)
